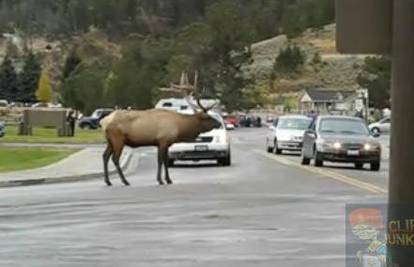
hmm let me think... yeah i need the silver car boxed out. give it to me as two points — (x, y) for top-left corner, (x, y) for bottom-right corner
(266, 115), (312, 154)
(369, 117), (391, 134)
(301, 116), (381, 171)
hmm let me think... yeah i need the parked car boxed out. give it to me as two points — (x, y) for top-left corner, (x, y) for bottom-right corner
(0, 99), (8, 107)
(301, 116), (381, 171)
(369, 117), (391, 134)
(0, 121), (5, 137)
(223, 115), (239, 128)
(78, 108), (114, 130)
(266, 115), (312, 154)
(168, 112), (231, 166)
(223, 115), (239, 130)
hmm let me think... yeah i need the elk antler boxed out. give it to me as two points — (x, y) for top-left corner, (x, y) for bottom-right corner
(173, 71), (218, 113)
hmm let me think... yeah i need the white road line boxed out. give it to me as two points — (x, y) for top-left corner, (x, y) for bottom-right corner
(254, 149), (388, 195)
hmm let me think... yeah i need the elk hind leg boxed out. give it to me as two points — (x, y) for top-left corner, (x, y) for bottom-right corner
(163, 147), (173, 185)
(112, 141), (130, 186)
(157, 146), (165, 185)
(103, 143), (113, 186)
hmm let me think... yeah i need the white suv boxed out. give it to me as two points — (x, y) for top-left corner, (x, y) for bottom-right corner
(168, 112), (231, 166)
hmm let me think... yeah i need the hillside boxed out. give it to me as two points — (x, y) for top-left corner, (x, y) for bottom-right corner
(246, 24), (368, 94)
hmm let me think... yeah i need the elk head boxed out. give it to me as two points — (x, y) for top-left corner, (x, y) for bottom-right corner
(174, 72), (222, 132)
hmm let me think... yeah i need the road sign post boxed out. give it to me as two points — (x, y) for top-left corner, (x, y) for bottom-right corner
(337, 0), (414, 265)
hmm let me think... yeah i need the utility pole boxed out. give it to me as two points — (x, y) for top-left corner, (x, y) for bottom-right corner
(337, 0), (414, 265)
(388, 1), (414, 265)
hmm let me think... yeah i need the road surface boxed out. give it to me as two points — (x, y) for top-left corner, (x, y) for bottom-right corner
(0, 128), (387, 267)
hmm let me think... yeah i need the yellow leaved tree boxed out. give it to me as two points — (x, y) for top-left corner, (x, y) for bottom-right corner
(36, 70), (53, 103)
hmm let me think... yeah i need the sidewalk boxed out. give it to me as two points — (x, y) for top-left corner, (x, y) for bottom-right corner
(0, 146), (134, 187)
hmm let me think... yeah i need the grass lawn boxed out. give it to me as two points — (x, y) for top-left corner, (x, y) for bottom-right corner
(0, 126), (105, 144)
(0, 147), (79, 173)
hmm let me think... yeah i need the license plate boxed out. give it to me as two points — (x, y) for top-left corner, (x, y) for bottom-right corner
(347, 150), (360, 156)
(195, 145), (208, 152)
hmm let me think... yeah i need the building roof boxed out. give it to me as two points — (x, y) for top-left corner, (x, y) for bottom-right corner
(302, 89), (357, 103)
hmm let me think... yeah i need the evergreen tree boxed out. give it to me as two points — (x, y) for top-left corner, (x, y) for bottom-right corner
(62, 51), (81, 81)
(0, 57), (18, 102)
(19, 52), (42, 103)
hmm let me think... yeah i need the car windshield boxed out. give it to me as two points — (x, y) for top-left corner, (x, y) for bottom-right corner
(278, 118), (311, 130)
(319, 119), (370, 135)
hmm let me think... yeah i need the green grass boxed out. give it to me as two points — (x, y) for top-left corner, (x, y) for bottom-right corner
(0, 147), (79, 173)
(0, 126), (105, 144)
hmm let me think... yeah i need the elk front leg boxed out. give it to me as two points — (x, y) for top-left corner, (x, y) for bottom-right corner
(163, 147), (173, 185)
(103, 144), (113, 186)
(157, 146), (165, 185)
(112, 142), (130, 186)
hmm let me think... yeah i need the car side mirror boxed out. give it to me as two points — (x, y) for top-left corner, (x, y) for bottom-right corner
(269, 125), (276, 131)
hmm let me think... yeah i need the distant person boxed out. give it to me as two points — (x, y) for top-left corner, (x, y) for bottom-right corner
(67, 110), (76, 137)
(256, 117), (262, 128)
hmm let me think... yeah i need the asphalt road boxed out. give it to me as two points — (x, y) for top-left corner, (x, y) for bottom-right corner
(0, 128), (387, 267)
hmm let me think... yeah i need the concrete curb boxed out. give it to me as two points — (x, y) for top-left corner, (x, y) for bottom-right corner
(0, 151), (135, 188)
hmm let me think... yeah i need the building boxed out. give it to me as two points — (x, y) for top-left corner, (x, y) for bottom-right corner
(299, 88), (364, 115)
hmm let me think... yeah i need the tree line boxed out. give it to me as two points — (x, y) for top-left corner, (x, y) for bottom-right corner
(0, 0), (335, 113)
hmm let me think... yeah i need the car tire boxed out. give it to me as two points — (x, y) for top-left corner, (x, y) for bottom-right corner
(314, 150), (324, 167)
(355, 163), (364, 170)
(218, 154), (231, 166)
(274, 140), (282, 155)
(370, 161), (381, 171)
(371, 127), (381, 134)
(81, 124), (92, 130)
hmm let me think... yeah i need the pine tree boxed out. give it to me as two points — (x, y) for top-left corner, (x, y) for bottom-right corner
(36, 70), (53, 103)
(62, 51), (81, 81)
(19, 53), (42, 103)
(0, 57), (18, 102)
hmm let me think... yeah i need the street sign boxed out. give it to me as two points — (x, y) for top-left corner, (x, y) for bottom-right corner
(336, 0), (393, 54)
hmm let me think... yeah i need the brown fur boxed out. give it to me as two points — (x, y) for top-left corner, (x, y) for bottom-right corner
(102, 109), (220, 186)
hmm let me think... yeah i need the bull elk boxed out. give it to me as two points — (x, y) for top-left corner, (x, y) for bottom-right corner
(100, 73), (220, 186)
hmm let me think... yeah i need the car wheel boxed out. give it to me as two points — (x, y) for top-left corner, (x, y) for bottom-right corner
(370, 161), (381, 171)
(314, 149), (323, 167)
(82, 124), (92, 130)
(274, 140), (282, 155)
(355, 163), (364, 170)
(218, 154), (231, 166)
(371, 127), (380, 134)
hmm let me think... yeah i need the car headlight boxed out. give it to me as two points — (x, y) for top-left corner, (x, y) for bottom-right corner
(364, 143), (380, 151)
(333, 142), (342, 149)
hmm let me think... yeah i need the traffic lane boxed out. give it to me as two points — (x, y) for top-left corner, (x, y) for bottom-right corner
(231, 128), (388, 193)
(0, 138), (384, 267)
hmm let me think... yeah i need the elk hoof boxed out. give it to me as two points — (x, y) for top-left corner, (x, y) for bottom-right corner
(123, 181), (130, 186)
(166, 180), (173, 185)
(105, 181), (112, 186)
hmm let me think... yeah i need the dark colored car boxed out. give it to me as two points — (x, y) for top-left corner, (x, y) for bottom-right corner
(301, 116), (381, 171)
(78, 108), (114, 130)
(0, 121), (5, 137)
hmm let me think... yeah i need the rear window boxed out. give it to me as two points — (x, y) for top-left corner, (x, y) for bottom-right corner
(277, 118), (312, 130)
